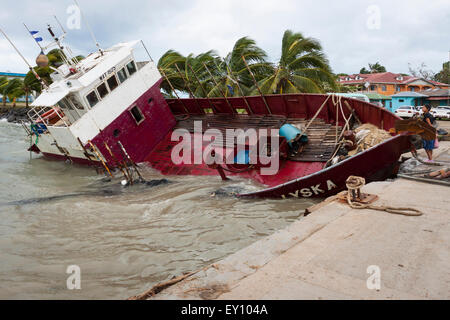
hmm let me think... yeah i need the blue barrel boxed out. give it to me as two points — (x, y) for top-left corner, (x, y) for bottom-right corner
(279, 124), (308, 147)
(234, 150), (251, 164)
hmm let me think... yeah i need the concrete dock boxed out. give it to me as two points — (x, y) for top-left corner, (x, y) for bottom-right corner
(137, 142), (450, 300)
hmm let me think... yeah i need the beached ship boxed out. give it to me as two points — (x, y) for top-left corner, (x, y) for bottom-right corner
(17, 37), (412, 199)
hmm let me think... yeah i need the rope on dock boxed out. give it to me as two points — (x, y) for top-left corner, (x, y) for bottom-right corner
(345, 176), (423, 217)
(128, 268), (205, 300)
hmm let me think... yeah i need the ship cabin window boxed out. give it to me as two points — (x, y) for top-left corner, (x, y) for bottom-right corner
(97, 83), (109, 99)
(86, 91), (99, 108)
(117, 67), (128, 83)
(126, 61), (137, 76)
(129, 105), (145, 125)
(58, 97), (86, 123)
(67, 94), (85, 111)
(58, 98), (73, 110)
(107, 75), (119, 91)
(56, 98), (75, 124)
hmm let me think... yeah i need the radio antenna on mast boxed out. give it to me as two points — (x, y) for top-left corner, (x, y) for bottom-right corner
(73, 0), (104, 56)
(54, 15), (67, 35)
(46, 23), (74, 68)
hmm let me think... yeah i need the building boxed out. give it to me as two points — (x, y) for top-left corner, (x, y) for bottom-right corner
(390, 89), (450, 111)
(331, 92), (370, 102)
(390, 92), (428, 111)
(338, 72), (449, 96)
(0, 71), (27, 80)
(362, 92), (392, 110)
(418, 88), (450, 107)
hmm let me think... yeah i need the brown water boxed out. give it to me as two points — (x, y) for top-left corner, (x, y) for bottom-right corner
(0, 120), (317, 299)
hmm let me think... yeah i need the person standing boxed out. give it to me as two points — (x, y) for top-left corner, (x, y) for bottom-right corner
(421, 104), (435, 162)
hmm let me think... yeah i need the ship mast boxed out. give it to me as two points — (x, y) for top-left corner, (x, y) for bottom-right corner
(73, 0), (104, 56)
(0, 28), (48, 90)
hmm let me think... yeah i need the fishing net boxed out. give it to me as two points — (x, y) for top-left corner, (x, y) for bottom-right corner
(348, 124), (392, 156)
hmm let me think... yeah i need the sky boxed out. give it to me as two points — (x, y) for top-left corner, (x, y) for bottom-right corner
(0, 0), (449, 76)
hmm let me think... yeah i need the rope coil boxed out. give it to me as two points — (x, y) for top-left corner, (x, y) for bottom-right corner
(345, 176), (423, 217)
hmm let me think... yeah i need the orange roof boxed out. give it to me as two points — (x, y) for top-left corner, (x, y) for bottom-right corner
(338, 72), (446, 86)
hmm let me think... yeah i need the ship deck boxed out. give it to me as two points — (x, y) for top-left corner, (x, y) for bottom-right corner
(174, 114), (342, 163)
(144, 114), (342, 187)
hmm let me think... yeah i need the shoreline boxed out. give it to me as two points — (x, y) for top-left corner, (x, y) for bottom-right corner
(0, 106), (30, 123)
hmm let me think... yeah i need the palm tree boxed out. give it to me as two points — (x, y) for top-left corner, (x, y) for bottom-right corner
(2, 79), (25, 107)
(181, 51), (222, 98)
(46, 49), (85, 69)
(368, 62), (386, 73)
(23, 66), (52, 96)
(22, 71), (45, 106)
(258, 30), (336, 94)
(158, 50), (222, 98)
(158, 50), (188, 97)
(207, 37), (272, 97)
(158, 37), (271, 98)
(0, 77), (8, 105)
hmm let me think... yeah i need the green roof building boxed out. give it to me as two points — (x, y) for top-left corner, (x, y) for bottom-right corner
(362, 92), (392, 110)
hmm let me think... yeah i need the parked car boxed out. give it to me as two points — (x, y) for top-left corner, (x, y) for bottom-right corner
(394, 106), (418, 118)
(414, 106), (424, 117)
(431, 106), (450, 120)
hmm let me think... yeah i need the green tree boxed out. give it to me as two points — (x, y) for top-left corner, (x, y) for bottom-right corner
(2, 79), (25, 107)
(360, 67), (370, 74)
(215, 37), (272, 97)
(0, 77), (8, 105)
(158, 50), (220, 98)
(45, 49), (85, 69)
(23, 66), (53, 95)
(368, 62), (386, 73)
(359, 63), (386, 74)
(434, 61), (449, 85)
(158, 37), (270, 98)
(258, 30), (335, 94)
(181, 51), (222, 98)
(158, 50), (187, 97)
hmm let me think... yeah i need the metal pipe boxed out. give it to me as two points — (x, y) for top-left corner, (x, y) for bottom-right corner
(202, 62), (235, 114)
(46, 23), (73, 68)
(77, 137), (101, 173)
(0, 28), (48, 89)
(140, 40), (153, 62)
(73, 0), (103, 56)
(117, 141), (144, 182)
(186, 64), (217, 113)
(222, 60), (254, 115)
(88, 141), (113, 178)
(241, 55), (271, 114)
(104, 142), (130, 182)
(174, 64), (203, 113)
(23, 23), (44, 51)
(158, 67), (190, 115)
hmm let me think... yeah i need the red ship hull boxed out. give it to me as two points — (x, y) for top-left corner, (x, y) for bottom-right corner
(38, 89), (412, 199)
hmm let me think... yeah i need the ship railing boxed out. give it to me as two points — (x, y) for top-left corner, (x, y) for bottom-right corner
(27, 106), (70, 132)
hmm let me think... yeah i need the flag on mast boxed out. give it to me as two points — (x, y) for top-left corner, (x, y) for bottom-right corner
(29, 30), (43, 43)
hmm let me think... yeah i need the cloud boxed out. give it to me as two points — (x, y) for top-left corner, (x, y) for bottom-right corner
(0, 0), (448, 76)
